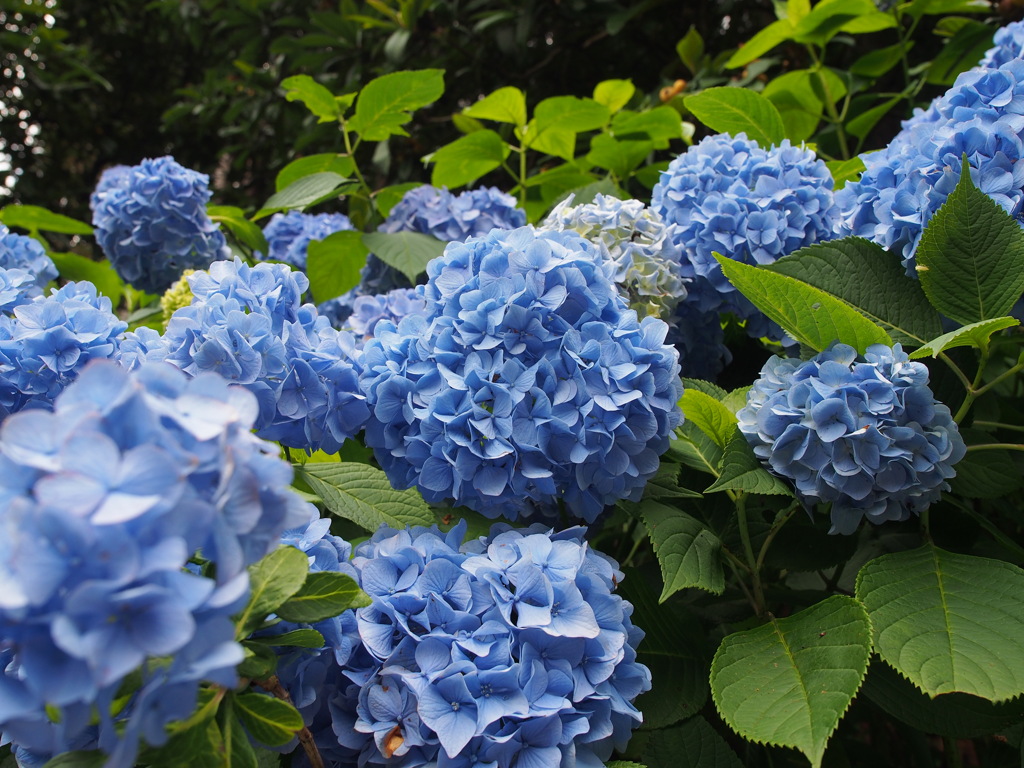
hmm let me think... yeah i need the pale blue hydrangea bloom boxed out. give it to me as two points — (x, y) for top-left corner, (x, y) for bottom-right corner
(345, 286), (429, 342)
(0, 361), (311, 766)
(737, 343), (966, 534)
(257, 210), (355, 270)
(360, 226), (683, 523)
(285, 520), (650, 768)
(979, 19), (1024, 68)
(0, 225), (57, 300)
(90, 156), (231, 293)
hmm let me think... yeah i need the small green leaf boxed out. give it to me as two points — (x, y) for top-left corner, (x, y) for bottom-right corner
(237, 641), (279, 681)
(593, 79), (635, 113)
(48, 252), (124, 307)
(640, 499), (725, 599)
(856, 544), (1024, 702)
(680, 389), (737, 450)
(917, 162), (1024, 325)
(826, 156), (866, 190)
(642, 461), (704, 500)
(641, 716), (743, 768)
(347, 69), (445, 141)
(909, 316), (1020, 359)
(207, 205), (268, 255)
(255, 172), (350, 220)
(429, 129), (510, 189)
(711, 595), (872, 768)
(526, 124), (577, 161)
(0, 204), (93, 235)
(705, 430), (793, 496)
(763, 69), (823, 143)
(281, 74), (342, 122)
(275, 572), (371, 624)
(375, 183), (421, 218)
(533, 96), (611, 133)
(307, 230), (368, 304)
(221, 697), (259, 768)
(716, 255), (894, 353)
(362, 230), (445, 284)
(611, 107), (685, 146)
(683, 88), (786, 148)
(606, 762), (647, 768)
(766, 237), (942, 348)
(791, 0), (876, 45)
(586, 134), (652, 179)
(851, 41), (912, 78)
(846, 96), (901, 141)
(234, 693), (304, 747)
(673, 422), (725, 478)
(236, 546), (310, 636)
(463, 86), (527, 126)
(299, 462), (436, 531)
(725, 19), (793, 68)
(42, 752), (106, 768)
(275, 154), (355, 192)
(248, 629), (325, 648)
(675, 26), (705, 74)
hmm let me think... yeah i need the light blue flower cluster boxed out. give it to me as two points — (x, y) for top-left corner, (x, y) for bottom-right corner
(360, 226), (684, 522)
(90, 156), (231, 294)
(980, 18), (1024, 68)
(257, 210), (355, 270)
(144, 258), (369, 454)
(0, 225), (57, 310)
(652, 132), (838, 340)
(345, 286), (429, 341)
(538, 193), (687, 321)
(0, 281), (127, 419)
(291, 520), (649, 768)
(835, 57), (1024, 273)
(737, 343), (966, 534)
(0, 360), (310, 766)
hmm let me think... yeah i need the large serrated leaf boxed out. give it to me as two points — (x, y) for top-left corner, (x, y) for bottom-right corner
(300, 462), (435, 531)
(362, 230), (445, 284)
(236, 546), (310, 637)
(234, 693), (304, 747)
(716, 255), (894, 353)
(640, 499), (725, 600)
(680, 389), (737, 450)
(534, 96), (611, 133)
(909, 316), (1020, 359)
(255, 172), (350, 220)
(306, 230), (367, 304)
(348, 69), (445, 141)
(463, 86), (527, 126)
(673, 422), (724, 478)
(275, 571), (371, 623)
(916, 163), (1024, 325)
(767, 238), (942, 348)
(641, 716), (743, 768)
(705, 431), (793, 496)
(683, 88), (786, 149)
(855, 544), (1024, 702)
(710, 595), (872, 768)
(429, 129), (510, 189)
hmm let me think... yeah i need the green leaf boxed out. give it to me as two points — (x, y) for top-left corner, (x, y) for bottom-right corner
(673, 422), (725, 478)
(275, 571), (371, 624)
(248, 629), (325, 648)
(949, 430), (1024, 499)
(916, 163), (1024, 325)
(429, 129), (511, 189)
(534, 96), (611, 133)
(234, 693), (304, 747)
(640, 499), (725, 599)
(221, 697), (258, 768)
(347, 69), (445, 141)
(856, 544), (1024, 702)
(236, 546), (309, 636)
(299, 462), (435, 531)
(716, 255), (894, 353)
(705, 430), (793, 496)
(725, 19), (793, 68)
(238, 641), (278, 680)
(142, 719), (226, 768)
(791, 0), (877, 45)
(606, 762), (647, 768)
(862, 660), (1024, 739)
(281, 74), (342, 122)
(641, 716), (743, 768)
(42, 752), (106, 768)
(850, 41), (912, 78)
(362, 230), (445, 284)
(48, 252), (124, 307)
(841, 10), (898, 33)
(826, 156), (866, 190)
(680, 388), (737, 450)
(525, 123), (577, 161)
(675, 26), (705, 74)
(275, 154), (355, 192)
(586, 134), (652, 179)
(0, 204), (93, 235)
(611, 107), (685, 146)
(593, 79), (635, 113)
(909, 316), (1020, 359)
(463, 86), (527, 126)
(766, 238), (943, 348)
(375, 183), (421, 218)
(683, 88), (785, 148)
(711, 595), (872, 768)
(846, 96), (900, 141)
(642, 461), (704, 500)
(763, 69), (823, 143)
(618, 571), (710, 728)
(255, 172), (350, 220)
(307, 230), (368, 303)
(207, 205), (268, 255)
(926, 20), (995, 85)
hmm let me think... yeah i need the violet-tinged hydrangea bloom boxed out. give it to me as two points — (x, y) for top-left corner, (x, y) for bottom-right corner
(257, 210), (355, 270)
(737, 343), (966, 535)
(0, 360), (310, 766)
(0, 225), (57, 299)
(282, 521), (649, 768)
(538, 194), (687, 322)
(345, 286), (429, 342)
(90, 156), (231, 294)
(144, 259), (369, 454)
(835, 58), (1024, 273)
(0, 281), (127, 418)
(979, 19), (1024, 68)
(652, 132), (839, 340)
(360, 226), (683, 523)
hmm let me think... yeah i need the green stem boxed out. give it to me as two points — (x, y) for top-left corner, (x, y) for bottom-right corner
(950, 497), (1024, 562)
(943, 736), (963, 768)
(937, 351), (973, 392)
(971, 420), (1024, 433)
(965, 443), (1024, 452)
(807, 46), (850, 160)
(735, 494), (766, 616)
(754, 503), (798, 574)
(621, 519), (646, 568)
(972, 355), (1024, 399)
(340, 122), (370, 195)
(255, 676), (324, 768)
(518, 143), (528, 207)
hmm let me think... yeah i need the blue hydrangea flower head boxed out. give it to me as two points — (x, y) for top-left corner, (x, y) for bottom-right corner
(258, 210), (355, 270)
(980, 19), (1024, 68)
(278, 521), (650, 767)
(345, 286), (429, 342)
(737, 343), (967, 534)
(360, 225), (684, 522)
(0, 280), (127, 418)
(538, 194), (688, 322)
(90, 156), (231, 294)
(0, 360), (311, 765)
(0, 225), (57, 298)
(652, 133), (839, 340)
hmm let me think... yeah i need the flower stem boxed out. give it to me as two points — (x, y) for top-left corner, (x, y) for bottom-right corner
(735, 494), (766, 617)
(255, 676), (324, 768)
